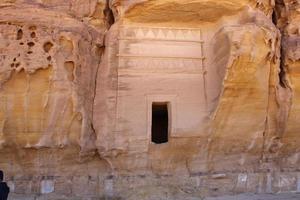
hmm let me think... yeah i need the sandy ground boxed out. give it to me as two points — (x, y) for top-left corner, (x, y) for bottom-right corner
(206, 193), (300, 200)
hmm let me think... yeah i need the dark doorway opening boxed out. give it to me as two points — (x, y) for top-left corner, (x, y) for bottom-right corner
(151, 103), (169, 144)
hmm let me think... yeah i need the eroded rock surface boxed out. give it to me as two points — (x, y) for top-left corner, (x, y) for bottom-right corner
(0, 0), (299, 199)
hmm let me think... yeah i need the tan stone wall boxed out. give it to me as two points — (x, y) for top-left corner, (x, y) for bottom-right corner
(0, 0), (300, 199)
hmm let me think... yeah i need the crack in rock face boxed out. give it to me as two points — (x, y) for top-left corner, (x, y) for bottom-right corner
(0, 0), (299, 199)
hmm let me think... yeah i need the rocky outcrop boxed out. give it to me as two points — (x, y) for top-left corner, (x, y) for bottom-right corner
(0, 4), (104, 155)
(0, 0), (299, 199)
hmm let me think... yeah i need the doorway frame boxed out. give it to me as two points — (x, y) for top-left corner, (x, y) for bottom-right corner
(146, 94), (177, 145)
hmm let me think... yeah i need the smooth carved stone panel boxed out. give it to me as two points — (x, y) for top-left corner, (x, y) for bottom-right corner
(118, 26), (205, 74)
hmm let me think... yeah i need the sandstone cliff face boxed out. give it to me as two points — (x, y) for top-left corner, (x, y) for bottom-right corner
(0, 0), (299, 199)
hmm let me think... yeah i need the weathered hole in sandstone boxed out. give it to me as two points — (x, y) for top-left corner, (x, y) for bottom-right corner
(47, 56), (51, 61)
(151, 103), (169, 144)
(27, 51), (33, 54)
(64, 61), (75, 81)
(27, 42), (35, 47)
(31, 32), (36, 38)
(43, 41), (53, 53)
(16, 29), (23, 40)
